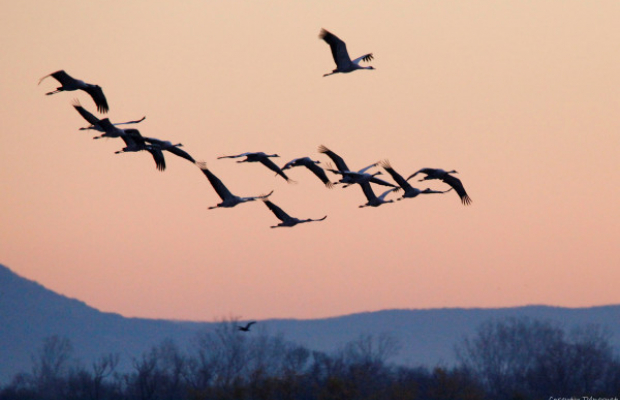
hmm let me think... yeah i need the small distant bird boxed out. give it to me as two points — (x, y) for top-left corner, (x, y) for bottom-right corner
(281, 157), (335, 188)
(358, 182), (398, 208)
(263, 199), (327, 228)
(112, 127), (166, 171)
(39, 70), (109, 113)
(197, 162), (273, 209)
(380, 160), (452, 200)
(407, 168), (472, 205)
(72, 100), (144, 138)
(318, 145), (394, 188)
(238, 321), (257, 332)
(218, 152), (293, 182)
(319, 29), (375, 77)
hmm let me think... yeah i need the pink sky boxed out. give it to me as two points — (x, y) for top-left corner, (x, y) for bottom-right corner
(1, 1), (619, 321)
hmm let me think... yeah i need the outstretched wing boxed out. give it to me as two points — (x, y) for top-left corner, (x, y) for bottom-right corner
(352, 53), (374, 65)
(369, 176), (396, 188)
(217, 152), (251, 159)
(378, 187), (397, 201)
(359, 181), (377, 202)
(423, 188), (453, 194)
(357, 162), (379, 174)
(259, 158), (291, 182)
(263, 200), (292, 222)
(197, 162), (234, 201)
(50, 70), (74, 85)
(83, 85), (109, 113)
(72, 100), (101, 126)
(39, 70), (73, 86)
(442, 174), (472, 205)
(251, 190), (274, 201)
(116, 116), (146, 125)
(318, 145), (349, 172)
(146, 147), (166, 171)
(319, 29), (352, 69)
(165, 146), (195, 163)
(406, 168), (435, 181)
(380, 160), (410, 189)
(305, 162), (333, 187)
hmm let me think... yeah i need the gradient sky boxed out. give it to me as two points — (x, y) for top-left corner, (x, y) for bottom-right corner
(1, 1), (619, 321)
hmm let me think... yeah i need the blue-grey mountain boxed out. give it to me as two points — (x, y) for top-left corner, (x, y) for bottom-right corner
(1, 264), (619, 385)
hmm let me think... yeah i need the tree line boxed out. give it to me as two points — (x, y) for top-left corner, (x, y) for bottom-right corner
(1, 317), (619, 400)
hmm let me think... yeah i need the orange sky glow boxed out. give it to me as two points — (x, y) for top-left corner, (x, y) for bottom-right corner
(1, 1), (619, 321)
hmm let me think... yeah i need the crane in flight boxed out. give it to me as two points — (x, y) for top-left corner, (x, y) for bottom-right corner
(238, 321), (257, 332)
(319, 29), (375, 77)
(281, 157), (335, 188)
(72, 100), (144, 135)
(380, 160), (452, 200)
(100, 118), (193, 169)
(358, 182), (398, 208)
(407, 168), (472, 205)
(218, 152), (293, 182)
(318, 145), (394, 188)
(262, 199), (327, 228)
(39, 70), (109, 113)
(143, 137), (195, 165)
(112, 127), (166, 171)
(197, 162), (273, 209)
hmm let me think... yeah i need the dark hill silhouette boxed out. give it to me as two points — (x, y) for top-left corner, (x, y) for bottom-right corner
(0, 264), (209, 384)
(2, 263), (619, 385)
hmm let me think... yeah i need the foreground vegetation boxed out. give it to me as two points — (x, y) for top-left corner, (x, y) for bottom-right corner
(2, 317), (619, 400)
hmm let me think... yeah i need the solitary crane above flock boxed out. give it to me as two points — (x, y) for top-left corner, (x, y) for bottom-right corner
(39, 70), (109, 113)
(319, 29), (375, 77)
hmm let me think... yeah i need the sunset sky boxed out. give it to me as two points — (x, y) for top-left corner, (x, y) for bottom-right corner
(1, 1), (619, 321)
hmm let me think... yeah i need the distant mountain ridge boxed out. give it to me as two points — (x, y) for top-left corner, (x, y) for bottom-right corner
(2, 263), (619, 385)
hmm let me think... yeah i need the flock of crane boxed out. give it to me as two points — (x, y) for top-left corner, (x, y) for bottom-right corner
(38, 29), (471, 229)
